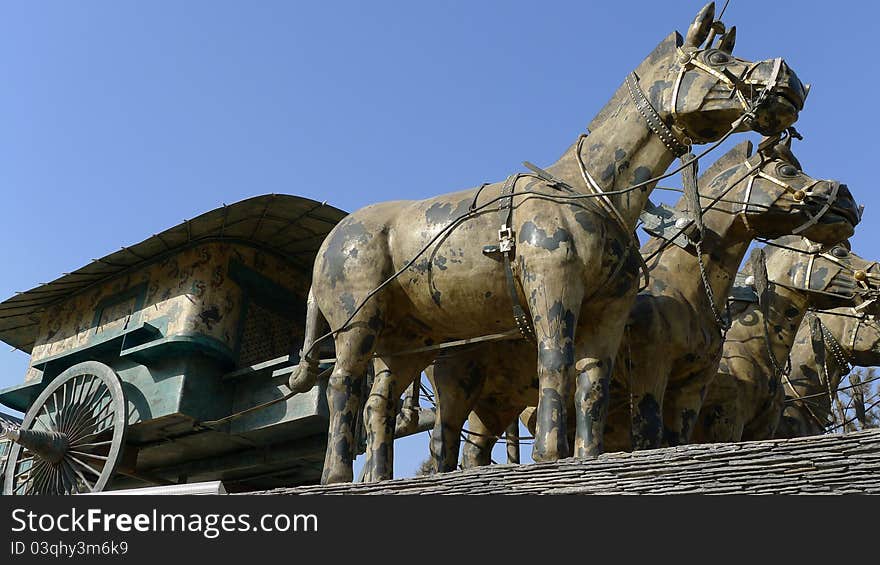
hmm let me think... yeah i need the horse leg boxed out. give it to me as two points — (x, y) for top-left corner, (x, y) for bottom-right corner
(427, 357), (486, 473)
(662, 371), (713, 447)
(627, 361), (670, 451)
(320, 305), (386, 484)
(572, 300), (632, 458)
(461, 405), (522, 468)
(362, 355), (430, 482)
(458, 412), (495, 469)
(693, 376), (740, 443)
(603, 377), (633, 452)
(526, 275), (583, 463)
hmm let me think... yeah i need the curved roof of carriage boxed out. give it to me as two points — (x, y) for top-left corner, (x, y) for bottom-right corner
(0, 194), (348, 354)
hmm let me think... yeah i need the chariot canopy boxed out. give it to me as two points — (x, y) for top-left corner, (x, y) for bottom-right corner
(0, 194), (347, 354)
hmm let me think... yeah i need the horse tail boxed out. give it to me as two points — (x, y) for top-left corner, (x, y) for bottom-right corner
(289, 286), (326, 394)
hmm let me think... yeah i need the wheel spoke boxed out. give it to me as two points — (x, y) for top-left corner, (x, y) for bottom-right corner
(63, 459), (94, 493)
(61, 376), (84, 435)
(67, 388), (113, 441)
(29, 463), (50, 495)
(70, 409), (116, 444)
(68, 450), (109, 462)
(13, 463), (36, 481)
(67, 405), (110, 443)
(67, 379), (104, 438)
(69, 439), (113, 451)
(58, 379), (71, 433)
(69, 376), (97, 433)
(39, 402), (59, 432)
(68, 454), (102, 478)
(48, 390), (64, 431)
(21, 462), (46, 494)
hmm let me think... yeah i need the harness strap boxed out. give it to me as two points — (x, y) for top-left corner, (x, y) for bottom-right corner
(626, 72), (689, 158)
(498, 174), (536, 342)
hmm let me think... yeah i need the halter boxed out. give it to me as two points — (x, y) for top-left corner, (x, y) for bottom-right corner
(625, 50), (782, 159)
(794, 242), (880, 302)
(671, 48), (755, 121)
(670, 48), (784, 141)
(740, 158), (840, 235)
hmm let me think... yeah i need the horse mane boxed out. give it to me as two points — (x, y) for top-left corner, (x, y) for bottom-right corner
(698, 140), (753, 188)
(587, 32), (682, 133)
(742, 246), (765, 277)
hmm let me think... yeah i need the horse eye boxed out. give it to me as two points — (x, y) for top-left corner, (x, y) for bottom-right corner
(778, 164), (799, 177)
(707, 51), (730, 65)
(832, 247), (849, 258)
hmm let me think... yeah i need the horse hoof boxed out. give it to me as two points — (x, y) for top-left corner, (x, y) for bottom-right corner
(288, 362), (318, 394)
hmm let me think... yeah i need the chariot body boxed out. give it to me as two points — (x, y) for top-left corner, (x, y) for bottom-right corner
(0, 195), (350, 494)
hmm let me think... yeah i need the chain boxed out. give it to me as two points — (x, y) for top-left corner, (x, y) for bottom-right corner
(694, 238), (730, 337)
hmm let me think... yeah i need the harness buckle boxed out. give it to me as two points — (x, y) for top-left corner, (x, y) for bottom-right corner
(498, 226), (515, 253)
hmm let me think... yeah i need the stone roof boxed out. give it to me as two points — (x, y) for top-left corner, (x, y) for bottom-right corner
(250, 429), (880, 495)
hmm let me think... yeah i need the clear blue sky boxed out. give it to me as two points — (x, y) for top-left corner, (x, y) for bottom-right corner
(1, 1), (878, 478)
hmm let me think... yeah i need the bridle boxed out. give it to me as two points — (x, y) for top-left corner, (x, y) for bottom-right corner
(626, 47), (785, 159)
(795, 242), (880, 302)
(741, 157), (842, 236)
(670, 48), (785, 148)
(671, 48), (765, 128)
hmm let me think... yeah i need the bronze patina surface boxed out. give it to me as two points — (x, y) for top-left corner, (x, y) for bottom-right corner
(424, 142), (860, 472)
(287, 2), (808, 484)
(694, 239), (880, 443)
(776, 307), (880, 438)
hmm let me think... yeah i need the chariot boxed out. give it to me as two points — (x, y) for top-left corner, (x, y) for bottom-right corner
(0, 194), (351, 494)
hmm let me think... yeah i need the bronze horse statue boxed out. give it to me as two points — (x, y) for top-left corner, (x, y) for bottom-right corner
(775, 305), (880, 438)
(426, 142), (860, 471)
(289, 2), (807, 483)
(693, 239), (880, 443)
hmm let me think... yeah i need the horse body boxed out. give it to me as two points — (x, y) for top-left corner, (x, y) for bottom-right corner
(694, 239), (880, 443)
(289, 2), (809, 483)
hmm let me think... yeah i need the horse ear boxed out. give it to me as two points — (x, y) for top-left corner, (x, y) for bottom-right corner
(773, 140), (803, 170)
(754, 248), (770, 305)
(809, 315), (827, 381)
(685, 2), (716, 48)
(718, 26), (736, 53)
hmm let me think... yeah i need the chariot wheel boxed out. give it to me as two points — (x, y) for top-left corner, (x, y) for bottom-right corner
(2, 361), (127, 495)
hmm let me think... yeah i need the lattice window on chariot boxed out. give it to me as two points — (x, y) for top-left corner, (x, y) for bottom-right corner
(237, 300), (300, 368)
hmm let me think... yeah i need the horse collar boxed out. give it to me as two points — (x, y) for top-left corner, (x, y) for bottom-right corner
(626, 72), (690, 158)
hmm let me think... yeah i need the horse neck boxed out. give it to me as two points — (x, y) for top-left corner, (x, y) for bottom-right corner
(544, 81), (676, 230)
(785, 310), (841, 423)
(831, 312), (880, 369)
(640, 192), (748, 313)
(761, 284), (813, 375)
(815, 312), (854, 392)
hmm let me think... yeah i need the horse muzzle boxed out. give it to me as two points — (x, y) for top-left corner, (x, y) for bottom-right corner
(810, 181), (861, 230)
(744, 59), (807, 135)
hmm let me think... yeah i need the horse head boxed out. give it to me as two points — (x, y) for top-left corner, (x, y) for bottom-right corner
(761, 236), (880, 312)
(607, 2), (807, 153)
(701, 135), (860, 244)
(812, 307), (880, 369)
